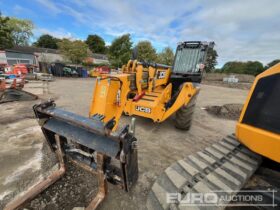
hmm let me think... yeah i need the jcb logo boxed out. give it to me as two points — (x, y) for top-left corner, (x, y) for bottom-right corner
(135, 106), (151, 113)
(157, 71), (166, 79)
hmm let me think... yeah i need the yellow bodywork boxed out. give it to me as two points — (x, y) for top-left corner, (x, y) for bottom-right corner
(236, 63), (280, 163)
(89, 60), (199, 130)
(90, 71), (100, 77)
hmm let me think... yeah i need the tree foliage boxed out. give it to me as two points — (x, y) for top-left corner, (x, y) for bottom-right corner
(58, 39), (89, 64)
(265, 59), (280, 69)
(7, 17), (34, 46)
(204, 48), (218, 73)
(157, 47), (174, 65)
(34, 34), (60, 49)
(135, 41), (157, 62)
(85, 34), (106, 54)
(0, 13), (13, 49)
(108, 34), (132, 67)
(221, 61), (264, 75)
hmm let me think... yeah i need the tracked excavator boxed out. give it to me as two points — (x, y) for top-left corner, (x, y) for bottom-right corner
(147, 63), (280, 209)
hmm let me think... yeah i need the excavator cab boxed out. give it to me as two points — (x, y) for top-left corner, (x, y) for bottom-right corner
(236, 62), (280, 163)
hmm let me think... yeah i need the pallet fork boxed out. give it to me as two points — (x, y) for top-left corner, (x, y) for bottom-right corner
(4, 100), (138, 210)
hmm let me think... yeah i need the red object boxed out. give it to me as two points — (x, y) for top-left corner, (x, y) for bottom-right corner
(19, 78), (25, 88)
(0, 79), (5, 91)
(0, 77), (25, 90)
(11, 79), (17, 88)
(13, 64), (29, 75)
(96, 66), (110, 74)
(133, 91), (145, 102)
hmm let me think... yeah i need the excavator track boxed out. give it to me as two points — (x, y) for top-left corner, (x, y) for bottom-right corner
(147, 134), (262, 210)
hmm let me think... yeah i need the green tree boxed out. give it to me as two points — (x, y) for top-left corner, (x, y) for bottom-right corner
(0, 13), (13, 49)
(104, 45), (109, 54)
(222, 61), (264, 75)
(157, 47), (174, 65)
(34, 34), (60, 49)
(265, 59), (280, 69)
(244, 61), (264, 75)
(7, 17), (34, 46)
(58, 39), (89, 64)
(108, 34), (132, 67)
(135, 41), (157, 62)
(85, 34), (106, 54)
(222, 62), (245, 74)
(204, 48), (218, 72)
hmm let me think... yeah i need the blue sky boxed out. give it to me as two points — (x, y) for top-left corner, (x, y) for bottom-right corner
(1, 0), (280, 67)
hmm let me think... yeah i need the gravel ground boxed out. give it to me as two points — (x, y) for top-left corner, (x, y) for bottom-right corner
(25, 158), (98, 210)
(0, 78), (250, 209)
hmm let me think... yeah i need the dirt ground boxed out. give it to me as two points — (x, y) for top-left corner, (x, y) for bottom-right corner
(0, 78), (249, 210)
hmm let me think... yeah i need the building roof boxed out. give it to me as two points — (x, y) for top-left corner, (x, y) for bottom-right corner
(6, 46), (108, 60)
(6, 46), (59, 54)
(92, 53), (108, 60)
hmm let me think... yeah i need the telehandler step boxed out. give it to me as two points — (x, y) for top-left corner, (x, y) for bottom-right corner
(147, 134), (262, 210)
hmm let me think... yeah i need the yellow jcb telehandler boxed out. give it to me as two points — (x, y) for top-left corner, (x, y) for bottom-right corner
(4, 41), (214, 210)
(89, 41), (214, 130)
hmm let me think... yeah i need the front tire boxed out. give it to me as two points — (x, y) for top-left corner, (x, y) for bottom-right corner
(175, 104), (195, 130)
(175, 93), (198, 130)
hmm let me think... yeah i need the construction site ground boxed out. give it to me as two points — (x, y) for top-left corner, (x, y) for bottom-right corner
(0, 78), (250, 210)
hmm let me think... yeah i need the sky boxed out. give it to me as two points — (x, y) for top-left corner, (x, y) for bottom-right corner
(1, 0), (280, 67)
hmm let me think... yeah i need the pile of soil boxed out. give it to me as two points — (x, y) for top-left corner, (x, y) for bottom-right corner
(205, 103), (243, 120)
